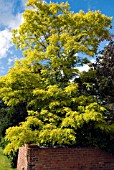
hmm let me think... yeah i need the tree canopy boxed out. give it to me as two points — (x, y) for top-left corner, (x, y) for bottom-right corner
(93, 40), (114, 104)
(0, 0), (114, 155)
(78, 40), (114, 103)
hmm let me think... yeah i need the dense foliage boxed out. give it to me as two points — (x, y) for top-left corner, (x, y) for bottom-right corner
(77, 40), (114, 154)
(78, 40), (114, 120)
(0, 101), (27, 168)
(0, 101), (27, 138)
(79, 40), (114, 103)
(93, 40), (114, 104)
(0, 0), (114, 157)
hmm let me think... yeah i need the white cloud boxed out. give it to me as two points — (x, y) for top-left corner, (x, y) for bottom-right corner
(8, 13), (24, 29)
(77, 59), (96, 72)
(21, 0), (27, 6)
(0, 0), (13, 27)
(0, 0), (24, 29)
(0, 0), (25, 58)
(90, 59), (95, 63)
(8, 58), (14, 65)
(8, 55), (23, 66)
(78, 64), (90, 72)
(0, 29), (13, 58)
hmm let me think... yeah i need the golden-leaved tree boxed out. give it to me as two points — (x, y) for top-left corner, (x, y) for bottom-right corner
(0, 0), (113, 155)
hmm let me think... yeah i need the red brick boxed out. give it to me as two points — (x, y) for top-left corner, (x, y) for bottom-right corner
(17, 145), (114, 170)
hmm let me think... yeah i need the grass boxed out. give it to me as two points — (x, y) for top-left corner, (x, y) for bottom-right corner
(0, 147), (17, 170)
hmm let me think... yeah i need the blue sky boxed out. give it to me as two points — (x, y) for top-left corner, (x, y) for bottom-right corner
(0, 0), (114, 75)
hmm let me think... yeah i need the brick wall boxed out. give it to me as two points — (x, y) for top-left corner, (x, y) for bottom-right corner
(17, 144), (114, 170)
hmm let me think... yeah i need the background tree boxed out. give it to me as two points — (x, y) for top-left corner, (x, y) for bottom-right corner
(0, 101), (27, 139)
(75, 40), (114, 154)
(93, 40), (114, 105)
(79, 40), (114, 99)
(0, 0), (113, 156)
(0, 100), (28, 168)
(78, 40), (114, 116)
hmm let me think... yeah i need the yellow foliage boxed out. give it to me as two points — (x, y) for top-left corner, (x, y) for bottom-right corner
(1, 0), (113, 155)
